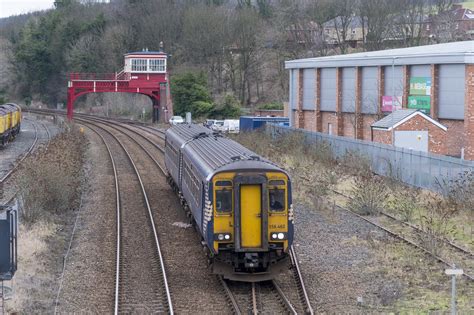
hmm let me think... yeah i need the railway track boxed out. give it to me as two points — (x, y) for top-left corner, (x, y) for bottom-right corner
(76, 119), (173, 313)
(220, 246), (314, 315)
(328, 188), (474, 281)
(26, 109), (315, 313)
(0, 119), (39, 184)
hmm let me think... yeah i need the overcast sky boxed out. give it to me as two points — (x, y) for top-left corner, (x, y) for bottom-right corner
(0, 0), (55, 18)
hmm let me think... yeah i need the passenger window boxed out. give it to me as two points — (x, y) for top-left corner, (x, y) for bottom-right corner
(216, 189), (232, 213)
(269, 189), (285, 212)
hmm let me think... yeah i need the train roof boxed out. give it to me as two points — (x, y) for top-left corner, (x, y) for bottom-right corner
(0, 105), (14, 113)
(167, 124), (284, 180)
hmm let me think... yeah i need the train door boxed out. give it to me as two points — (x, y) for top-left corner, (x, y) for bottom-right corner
(240, 184), (262, 248)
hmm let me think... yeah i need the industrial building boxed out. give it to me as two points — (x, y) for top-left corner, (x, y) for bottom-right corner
(285, 40), (474, 159)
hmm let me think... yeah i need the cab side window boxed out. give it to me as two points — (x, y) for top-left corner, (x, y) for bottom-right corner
(269, 188), (285, 212)
(216, 189), (232, 213)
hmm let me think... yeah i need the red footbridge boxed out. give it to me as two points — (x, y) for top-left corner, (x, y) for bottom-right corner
(67, 50), (172, 122)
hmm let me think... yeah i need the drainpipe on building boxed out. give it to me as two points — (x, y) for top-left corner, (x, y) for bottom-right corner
(391, 56), (399, 146)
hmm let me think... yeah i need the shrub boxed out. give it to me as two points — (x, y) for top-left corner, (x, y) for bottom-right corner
(170, 72), (213, 117)
(417, 199), (457, 256)
(349, 175), (388, 215)
(16, 124), (86, 225)
(438, 171), (474, 213)
(257, 102), (283, 110)
(385, 189), (419, 222)
(211, 95), (241, 118)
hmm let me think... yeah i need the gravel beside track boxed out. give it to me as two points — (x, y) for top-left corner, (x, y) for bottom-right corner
(295, 203), (399, 313)
(98, 122), (231, 313)
(94, 124), (170, 313)
(55, 128), (117, 313)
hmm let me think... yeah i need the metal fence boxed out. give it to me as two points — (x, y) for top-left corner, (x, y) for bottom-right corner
(266, 124), (474, 192)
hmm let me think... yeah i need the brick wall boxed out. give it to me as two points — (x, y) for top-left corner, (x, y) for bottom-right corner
(439, 119), (464, 157)
(303, 110), (317, 132)
(342, 113), (356, 138)
(362, 115), (378, 141)
(373, 129), (392, 144)
(394, 114), (447, 154)
(373, 114), (447, 155)
(465, 64), (474, 160)
(321, 111), (338, 134)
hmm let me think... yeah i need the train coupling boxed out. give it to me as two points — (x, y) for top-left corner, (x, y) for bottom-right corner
(244, 253), (259, 268)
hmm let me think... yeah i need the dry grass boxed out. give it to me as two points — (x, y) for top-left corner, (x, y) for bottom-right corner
(235, 130), (472, 250)
(16, 124), (86, 225)
(5, 123), (88, 313)
(233, 130), (337, 208)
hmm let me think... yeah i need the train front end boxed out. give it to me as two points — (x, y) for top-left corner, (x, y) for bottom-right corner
(208, 166), (294, 282)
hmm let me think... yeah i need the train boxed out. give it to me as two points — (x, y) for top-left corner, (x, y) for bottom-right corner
(165, 124), (294, 282)
(0, 103), (22, 146)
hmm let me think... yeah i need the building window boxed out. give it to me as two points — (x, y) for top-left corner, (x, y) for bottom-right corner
(149, 59), (166, 72)
(131, 59), (147, 72)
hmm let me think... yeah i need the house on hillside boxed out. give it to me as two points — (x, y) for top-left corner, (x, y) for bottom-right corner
(423, 4), (474, 42)
(323, 16), (365, 48)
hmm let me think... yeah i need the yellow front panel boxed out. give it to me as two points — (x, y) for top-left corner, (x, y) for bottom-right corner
(13, 112), (18, 127)
(0, 116), (5, 133)
(213, 172), (235, 252)
(6, 114), (11, 129)
(240, 184), (262, 248)
(267, 172), (289, 250)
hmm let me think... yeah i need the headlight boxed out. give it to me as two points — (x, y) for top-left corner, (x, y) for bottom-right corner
(271, 232), (287, 240)
(214, 233), (232, 241)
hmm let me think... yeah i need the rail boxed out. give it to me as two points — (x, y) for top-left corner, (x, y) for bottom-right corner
(75, 118), (173, 313)
(0, 119), (39, 184)
(327, 188), (474, 281)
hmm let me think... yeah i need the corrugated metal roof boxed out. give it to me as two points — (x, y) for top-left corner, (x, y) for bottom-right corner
(371, 109), (417, 129)
(285, 40), (474, 69)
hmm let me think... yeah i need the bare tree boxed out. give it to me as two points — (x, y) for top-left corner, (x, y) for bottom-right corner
(331, 0), (355, 54)
(396, 0), (427, 47)
(182, 5), (230, 94)
(358, 0), (397, 51)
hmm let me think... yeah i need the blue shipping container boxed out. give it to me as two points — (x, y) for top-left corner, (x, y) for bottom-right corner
(240, 116), (289, 132)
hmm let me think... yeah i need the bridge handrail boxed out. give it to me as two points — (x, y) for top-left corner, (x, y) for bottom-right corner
(68, 73), (125, 81)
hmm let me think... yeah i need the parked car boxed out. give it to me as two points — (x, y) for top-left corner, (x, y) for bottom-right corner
(204, 119), (217, 128)
(169, 115), (184, 125)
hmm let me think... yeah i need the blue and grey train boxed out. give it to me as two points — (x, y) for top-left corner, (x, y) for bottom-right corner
(165, 124), (294, 281)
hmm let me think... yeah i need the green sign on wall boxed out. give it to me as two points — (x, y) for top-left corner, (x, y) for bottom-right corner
(408, 95), (431, 114)
(410, 77), (431, 95)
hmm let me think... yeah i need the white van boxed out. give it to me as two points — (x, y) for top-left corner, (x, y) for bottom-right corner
(223, 119), (240, 133)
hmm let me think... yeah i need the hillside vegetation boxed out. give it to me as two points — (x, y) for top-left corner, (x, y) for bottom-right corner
(0, 0), (467, 116)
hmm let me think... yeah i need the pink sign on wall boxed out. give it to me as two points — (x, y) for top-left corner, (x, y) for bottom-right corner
(382, 96), (402, 112)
